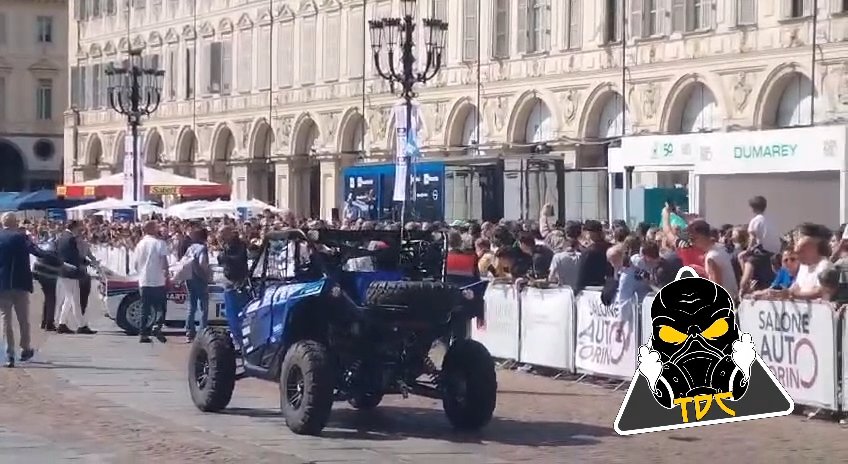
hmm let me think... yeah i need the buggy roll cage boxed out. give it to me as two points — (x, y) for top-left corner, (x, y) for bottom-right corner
(247, 228), (450, 294)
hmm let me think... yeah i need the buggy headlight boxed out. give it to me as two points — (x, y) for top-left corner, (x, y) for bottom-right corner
(330, 286), (342, 298)
(461, 289), (474, 300)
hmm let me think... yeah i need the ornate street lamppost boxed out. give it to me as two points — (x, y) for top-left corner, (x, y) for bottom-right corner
(105, 48), (164, 202)
(369, 0), (447, 223)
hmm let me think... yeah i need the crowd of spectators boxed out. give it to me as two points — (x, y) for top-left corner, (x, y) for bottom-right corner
(15, 194), (848, 313)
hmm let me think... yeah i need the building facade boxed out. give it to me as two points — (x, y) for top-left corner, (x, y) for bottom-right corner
(0, 0), (66, 192)
(66, 0), (848, 221)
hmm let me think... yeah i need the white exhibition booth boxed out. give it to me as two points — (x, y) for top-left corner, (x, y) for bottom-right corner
(611, 126), (848, 231)
(608, 134), (701, 224)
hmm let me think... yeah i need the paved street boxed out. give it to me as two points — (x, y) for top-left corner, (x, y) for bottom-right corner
(1, 292), (848, 463)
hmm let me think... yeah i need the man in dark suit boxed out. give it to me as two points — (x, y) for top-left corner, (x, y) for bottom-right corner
(54, 220), (95, 335)
(0, 212), (50, 367)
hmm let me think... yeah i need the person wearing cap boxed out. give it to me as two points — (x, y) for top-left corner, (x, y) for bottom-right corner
(0, 212), (51, 367)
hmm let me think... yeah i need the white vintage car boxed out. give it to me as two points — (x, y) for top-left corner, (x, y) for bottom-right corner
(98, 268), (229, 335)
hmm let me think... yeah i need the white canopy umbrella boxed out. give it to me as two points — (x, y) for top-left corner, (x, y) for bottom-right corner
(138, 204), (166, 216)
(66, 197), (151, 212)
(198, 199), (281, 218)
(163, 200), (211, 219)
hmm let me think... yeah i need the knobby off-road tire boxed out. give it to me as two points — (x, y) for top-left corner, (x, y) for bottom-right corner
(188, 328), (237, 412)
(364, 281), (459, 313)
(441, 339), (497, 431)
(279, 340), (335, 436)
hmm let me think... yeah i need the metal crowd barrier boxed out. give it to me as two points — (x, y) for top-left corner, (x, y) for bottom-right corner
(472, 282), (848, 412)
(90, 244), (220, 276)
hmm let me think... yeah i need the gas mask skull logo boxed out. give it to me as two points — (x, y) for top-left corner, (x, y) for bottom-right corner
(614, 267), (795, 436)
(643, 269), (753, 408)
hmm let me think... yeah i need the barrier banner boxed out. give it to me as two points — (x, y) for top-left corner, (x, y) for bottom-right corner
(574, 290), (638, 380)
(841, 313), (848, 410)
(471, 283), (520, 360)
(519, 286), (575, 371)
(738, 299), (837, 409)
(640, 294), (655, 347)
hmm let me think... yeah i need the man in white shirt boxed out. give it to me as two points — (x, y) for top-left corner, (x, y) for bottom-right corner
(787, 223), (832, 300)
(747, 196), (781, 254)
(133, 220), (169, 343)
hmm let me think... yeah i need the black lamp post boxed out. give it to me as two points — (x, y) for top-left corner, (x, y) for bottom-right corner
(105, 48), (165, 202)
(369, 0), (447, 223)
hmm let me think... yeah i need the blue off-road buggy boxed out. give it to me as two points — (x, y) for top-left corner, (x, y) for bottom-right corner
(187, 228), (496, 436)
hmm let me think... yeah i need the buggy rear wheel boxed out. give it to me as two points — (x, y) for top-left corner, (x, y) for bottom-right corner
(441, 339), (497, 430)
(279, 340), (334, 436)
(188, 328), (237, 412)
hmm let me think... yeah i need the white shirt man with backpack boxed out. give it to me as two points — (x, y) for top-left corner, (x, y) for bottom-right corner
(174, 227), (212, 343)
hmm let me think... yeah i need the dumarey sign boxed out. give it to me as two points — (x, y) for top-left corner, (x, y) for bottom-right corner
(694, 126), (846, 175)
(615, 126), (847, 175)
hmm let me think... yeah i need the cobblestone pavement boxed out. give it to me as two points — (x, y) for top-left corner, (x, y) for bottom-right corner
(1, 294), (848, 463)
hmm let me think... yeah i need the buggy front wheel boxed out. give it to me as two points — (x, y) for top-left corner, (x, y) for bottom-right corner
(440, 339), (497, 430)
(279, 340), (334, 436)
(188, 328), (237, 412)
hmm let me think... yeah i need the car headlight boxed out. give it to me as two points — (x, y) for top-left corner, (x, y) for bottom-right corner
(461, 289), (474, 300)
(330, 286), (342, 298)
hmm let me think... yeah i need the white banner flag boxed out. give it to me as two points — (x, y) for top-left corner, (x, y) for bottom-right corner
(392, 100), (421, 202)
(123, 133), (145, 202)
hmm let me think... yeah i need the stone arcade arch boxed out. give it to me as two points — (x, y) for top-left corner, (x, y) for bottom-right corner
(145, 130), (165, 166)
(592, 92), (630, 139)
(111, 131), (126, 174)
(674, 82), (720, 133)
(175, 128), (198, 177)
(84, 135), (103, 181)
(0, 140), (24, 191)
(292, 116), (321, 218)
(757, 67), (816, 129)
(249, 120), (275, 204)
(775, 73), (814, 128)
(211, 125), (236, 186)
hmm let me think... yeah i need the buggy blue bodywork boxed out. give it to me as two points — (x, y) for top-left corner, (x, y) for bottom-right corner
(188, 227), (497, 437)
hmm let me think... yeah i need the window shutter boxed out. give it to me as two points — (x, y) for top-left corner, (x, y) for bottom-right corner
(517, 0), (528, 53)
(300, 18), (316, 84)
(278, 22), (293, 86)
(568, 0), (582, 48)
(803, 0), (813, 15)
(543, 0), (552, 50)
(258, 27), (272, 88)
(631, 0), (643, 38)
(348, 9), (364, 77)
(737, 0), (753, 24)
(701, 0), (712, 28)
(200, 42), (211, 95)
(220, 40), (231, 95)
(654, 0), (665, 35)
(238, 30), (253, 92)
(209, 42), (222, 93)
(323, 16), (339, 81)
(671, 0), (685, 32)
(79, 66), (88, 109)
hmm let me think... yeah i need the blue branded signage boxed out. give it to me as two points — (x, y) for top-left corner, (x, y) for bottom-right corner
(112, 209), (135, 222)
(46, 208), (67, 221)
(342, 162), (445, 222)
